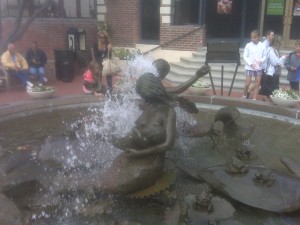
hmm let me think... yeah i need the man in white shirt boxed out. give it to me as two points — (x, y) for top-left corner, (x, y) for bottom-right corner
(263, 30), (275, 48)
(259, 30), (275, 101)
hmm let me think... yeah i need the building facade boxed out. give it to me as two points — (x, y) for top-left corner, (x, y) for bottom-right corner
(1, 0), (300, 78)
(100, 0), (300, 50)
(0, 0), (99, 80)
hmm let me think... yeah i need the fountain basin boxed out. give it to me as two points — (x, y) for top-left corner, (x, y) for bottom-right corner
(1, 94), (300, 225)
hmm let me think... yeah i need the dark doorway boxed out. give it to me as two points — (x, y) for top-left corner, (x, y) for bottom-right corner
(140, 0), (160, 43)
(263, 1), (284, 37)
(205, 0), (260, 45)
(243, 0), (260, 37)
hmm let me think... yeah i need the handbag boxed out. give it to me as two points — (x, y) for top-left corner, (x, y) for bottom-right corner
(102, 57), (120, 76)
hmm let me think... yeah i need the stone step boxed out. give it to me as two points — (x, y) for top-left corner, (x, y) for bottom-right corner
(167, 71), (246, 86)
(169, 62), (288, 79)
(167, 48), (290, 93)
(166, 74), (246, 93)
(192, 47), (292, 58)
(171, 61), (246, 73)
(167, 70), (289, 85)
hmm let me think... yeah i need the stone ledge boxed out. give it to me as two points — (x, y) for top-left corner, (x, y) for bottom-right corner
(0, 94), (299, 123)
(0, 94), (103, 122)
(186, 95), (300, 122)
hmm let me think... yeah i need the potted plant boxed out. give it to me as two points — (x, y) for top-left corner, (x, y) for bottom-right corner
(189, 79), (211, 95)
(27, 85), (56, 99)
(112, 48), (142, 61)
(112, 48), (142, 75)
(270, 88), (300, 107)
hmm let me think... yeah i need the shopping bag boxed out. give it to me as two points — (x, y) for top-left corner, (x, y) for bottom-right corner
(102, 58), (120, 76)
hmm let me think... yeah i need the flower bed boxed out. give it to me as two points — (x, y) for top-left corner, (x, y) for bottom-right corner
(192, 80), (210, 88)
(271, 88), (300, 107)
(271, 89), (299, 100)
(189, 80), (211, 95)
(27, 85), (56, 99)
(30, 85), (56, 92)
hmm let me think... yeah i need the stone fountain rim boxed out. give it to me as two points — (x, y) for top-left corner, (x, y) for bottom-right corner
(188, 95), (300, 124)
(0, 94), (103, 122)
(0, 94), (299, 124)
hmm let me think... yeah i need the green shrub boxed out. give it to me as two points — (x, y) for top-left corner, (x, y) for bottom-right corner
(112, 48), (142, 60)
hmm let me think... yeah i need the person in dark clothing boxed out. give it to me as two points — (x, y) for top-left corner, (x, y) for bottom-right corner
(284, 39), (300, 92)
(25, 41), (48, 84)
(259, 35), (287, 102)
(92, 31), (113, 95)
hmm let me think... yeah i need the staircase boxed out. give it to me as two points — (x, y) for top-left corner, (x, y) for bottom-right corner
(166, 48), (290, 94)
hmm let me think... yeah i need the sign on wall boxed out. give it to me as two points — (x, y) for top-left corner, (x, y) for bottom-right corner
(217, 0), (232, 15)
(267, 0), (285, 16)
(293, 0), (300, 16)
(68, 34), (75, 50)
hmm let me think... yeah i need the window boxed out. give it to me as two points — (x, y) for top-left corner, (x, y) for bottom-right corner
(80, 0), (95, 18)
(173, 0), (200, 25)
(1, 0), (20, 17)
(0, 0), (96, 18)
(64, 0), (76, 17)
(63, 0), (96, 18)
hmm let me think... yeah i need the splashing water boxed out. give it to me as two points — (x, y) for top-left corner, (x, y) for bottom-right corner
(60, 53), (161, 171)
(59, 53), (199, 171)
(21, 54), (207, 224)
(29, 54), (164, 223)
(124, 53), (158, 80)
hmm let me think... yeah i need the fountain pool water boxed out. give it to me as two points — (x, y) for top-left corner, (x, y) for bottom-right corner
(1, 55), (300, 225)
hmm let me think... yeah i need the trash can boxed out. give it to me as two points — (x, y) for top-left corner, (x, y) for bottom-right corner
(54, 49), (75, 82)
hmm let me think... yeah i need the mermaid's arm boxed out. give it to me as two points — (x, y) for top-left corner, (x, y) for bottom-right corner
(166, 65), (210, 94)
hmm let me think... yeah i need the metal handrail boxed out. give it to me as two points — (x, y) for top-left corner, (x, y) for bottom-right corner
(143, 24), (206, 55)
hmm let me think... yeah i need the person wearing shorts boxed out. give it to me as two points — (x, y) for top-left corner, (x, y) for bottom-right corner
(242, 29), (267, 100)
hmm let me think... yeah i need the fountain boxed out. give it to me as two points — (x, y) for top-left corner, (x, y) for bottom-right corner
(0, 55), (300, 225)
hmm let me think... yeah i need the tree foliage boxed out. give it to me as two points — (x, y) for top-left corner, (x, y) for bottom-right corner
(0, 0), (52, 53)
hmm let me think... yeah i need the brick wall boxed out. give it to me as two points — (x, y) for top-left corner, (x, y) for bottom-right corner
(105, 0), (140, 48)
(103, 0), (205, 51)
(159, 0), (205, 51)
(1, 18), (97, 81)
(160, 24), (206, 51)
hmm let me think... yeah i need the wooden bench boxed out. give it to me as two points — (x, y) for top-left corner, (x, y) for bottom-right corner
(0, 63), (55, 90)
(0, 64), (11, 91)
(0, 61), (56, 90)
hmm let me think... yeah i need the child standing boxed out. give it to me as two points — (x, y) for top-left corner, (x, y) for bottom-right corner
(284, 39), (300, 93)
(242, 29), (267, 100)
(259, 35), (287, 102)
(83, 61), (106, 96)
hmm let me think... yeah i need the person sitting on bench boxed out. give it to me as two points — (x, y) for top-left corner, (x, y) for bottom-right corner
(1, 43), (33, 90)
(25, 41), (48, 85)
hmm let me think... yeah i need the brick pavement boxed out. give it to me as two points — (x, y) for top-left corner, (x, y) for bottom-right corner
(0, 71), (84, 104)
